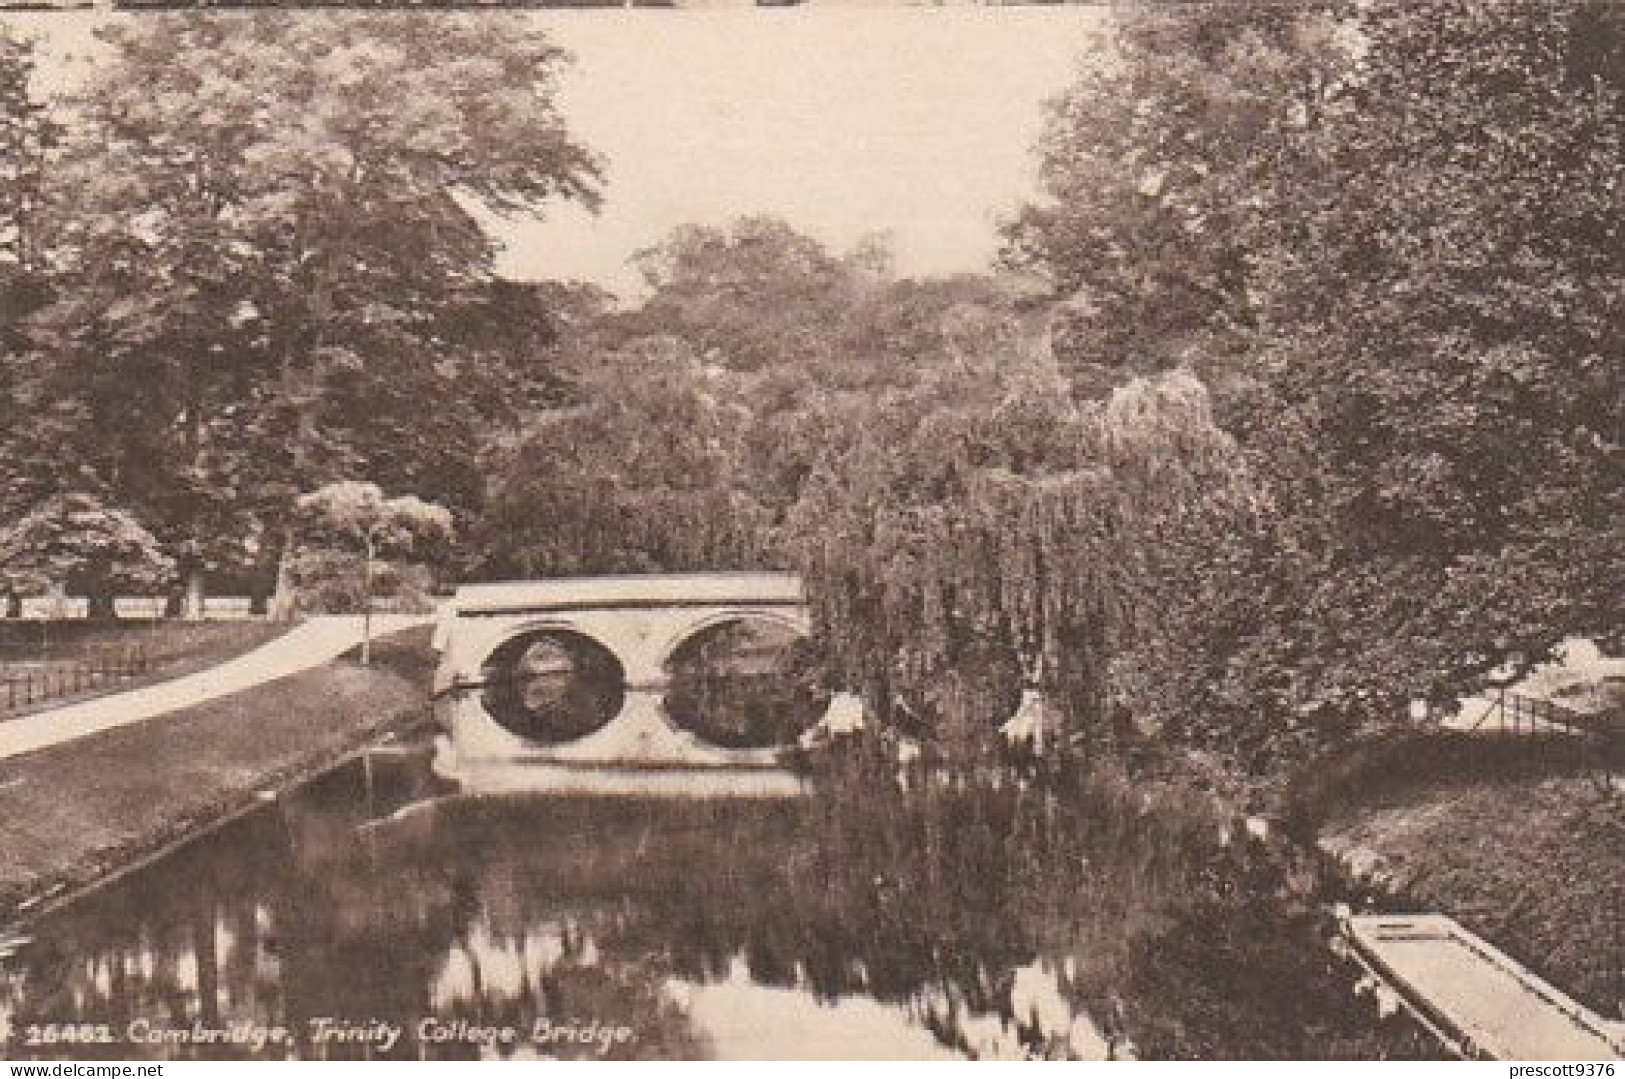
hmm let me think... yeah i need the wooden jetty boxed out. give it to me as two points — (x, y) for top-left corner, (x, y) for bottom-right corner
(1344, 914), (1623, 1061)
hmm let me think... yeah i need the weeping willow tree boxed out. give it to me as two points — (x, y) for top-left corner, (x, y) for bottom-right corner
(784, 325), (1256, 766)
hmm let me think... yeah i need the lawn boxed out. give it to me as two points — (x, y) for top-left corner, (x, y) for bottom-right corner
(0, 626), (436, 922)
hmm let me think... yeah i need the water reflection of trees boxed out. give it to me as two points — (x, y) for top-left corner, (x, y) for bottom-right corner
(479, 630), (626, 746)
(2, 753), (1437, 1061)
(409, 778), (1427, 1059)
(664, 619), (829, 748)
(797, 754), (1438, 1059)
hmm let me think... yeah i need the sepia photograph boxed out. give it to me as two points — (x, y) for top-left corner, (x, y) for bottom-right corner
(0, 0), (1620, 1064)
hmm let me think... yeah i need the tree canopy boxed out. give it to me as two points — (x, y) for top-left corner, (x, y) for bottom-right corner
(1, 4), (1614, 777)
(0, 493), (175, 618)
(297, 479), (453, 659)
(1005, 0), (1624, 766)
(475, 219), (1256, 762)
(0, 30), (52, 284)
(2, 12), (601, 608)
(477, 1), (1622, 772)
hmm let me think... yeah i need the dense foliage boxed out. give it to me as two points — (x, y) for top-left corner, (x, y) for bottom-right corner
(475, 219), (1252, 760)
(0, 14), (598, 610)
(477, 2), (1622, 772)
(0, 493), (175, 618)
(1000, 0), (1624, 767)
(2, 4), (1617, 772)
(293, 479), (453, 621)
(0, 32), (52, 285)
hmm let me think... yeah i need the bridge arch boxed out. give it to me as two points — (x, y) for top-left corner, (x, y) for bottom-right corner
(477, 624), (627, 746)
(659, 610), (828, 750)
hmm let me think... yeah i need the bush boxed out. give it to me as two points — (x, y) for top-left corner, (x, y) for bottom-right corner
(286, 547), (438, 615)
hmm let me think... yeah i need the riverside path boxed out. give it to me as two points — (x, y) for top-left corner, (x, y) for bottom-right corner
(0, 615), (433, 761)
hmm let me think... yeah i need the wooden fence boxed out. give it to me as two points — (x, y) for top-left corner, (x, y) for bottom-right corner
(1456, 686), (1623, 788)
(0, 645), (152, 717)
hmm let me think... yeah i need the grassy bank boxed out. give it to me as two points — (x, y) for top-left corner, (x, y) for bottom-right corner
(1291, 731), (1624, 1018)
(0, 627), (435, 923)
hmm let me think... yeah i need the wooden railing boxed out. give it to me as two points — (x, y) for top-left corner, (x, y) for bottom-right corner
(1448, 687), (1623, 791)
(0, 646), (151, 716)
(1464, 687), (1615, 739)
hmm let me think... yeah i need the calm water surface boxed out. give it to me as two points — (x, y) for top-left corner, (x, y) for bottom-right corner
(0, 745), (1432, 1061)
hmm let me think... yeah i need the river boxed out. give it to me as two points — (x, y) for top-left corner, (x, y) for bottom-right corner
(0, 737), (1442, 1061)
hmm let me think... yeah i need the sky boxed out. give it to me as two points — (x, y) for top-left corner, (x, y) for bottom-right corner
(504, 8), (1106, 295)
(7, 6), (1107, 298)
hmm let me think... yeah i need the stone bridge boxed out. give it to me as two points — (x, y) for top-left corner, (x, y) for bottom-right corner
(432, 573), (825, 790)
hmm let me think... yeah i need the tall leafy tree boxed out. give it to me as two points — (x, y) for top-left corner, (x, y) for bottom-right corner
(0, 30), (60, 516)
(1011, 0), (1624, 767)
(295, 481), (452, 664)
(472, 219), (892, 579)
(627, 216), (877, 376)
(22, 12), (601, 612)
(0, 494), (174, 620)
(1235, 0), (1625, 714)
(479, 334), (771, 578)
(784, 319), (1252, 763)
(1003, 2), (1355, 390)
(0, 29), (53, 283)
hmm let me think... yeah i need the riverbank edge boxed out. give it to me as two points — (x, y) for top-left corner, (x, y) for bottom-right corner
(1312, 834), (1625, 1057)
(1281, 731), (1625, 1024)
(0, 628), (436, 931)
